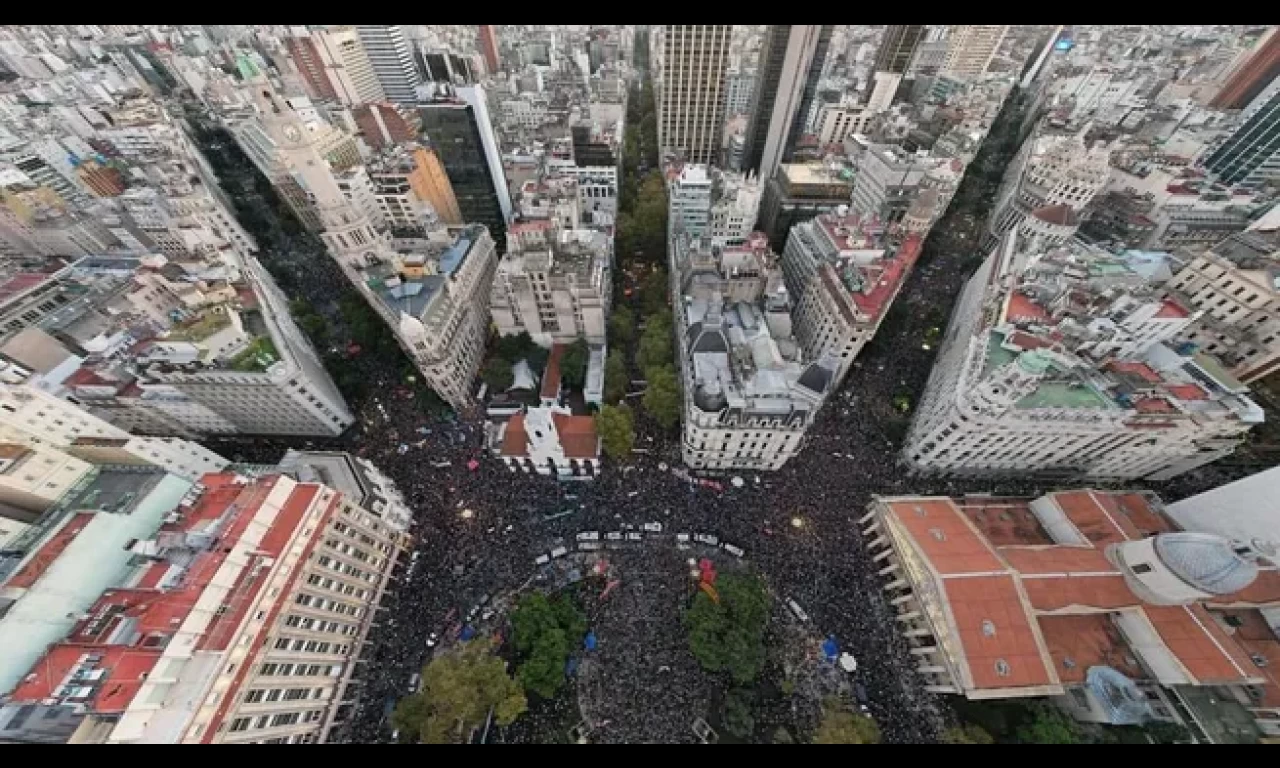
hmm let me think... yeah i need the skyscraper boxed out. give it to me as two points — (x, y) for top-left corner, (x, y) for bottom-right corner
(941, 24), (1008, 79)
(1201, 75), (1280, 189)
(477, 25), (501, 75)
(873, 25), (925, 74)
(742, 25), (831, 183)
(355, 25), (421, 104)
(655, 25), (732, 165)
(418, 84), (512, 249)
(1211, 27), (1280, 110)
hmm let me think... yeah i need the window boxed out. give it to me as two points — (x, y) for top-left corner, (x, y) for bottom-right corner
(1132, 563), (1153, 575)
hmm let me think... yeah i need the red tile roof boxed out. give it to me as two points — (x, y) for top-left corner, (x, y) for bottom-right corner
(500, 412), (528, 457)
(1155, 300), (1190, 319)
(1052, 490), (1139, 546)
(943, 575), (1055, 690)
(1038, 614), (1147, 683)
(1145, 604), (1258, 684)
(4, 512), (95, 590)
(1107, 360), (1162, 384)
(9, 645), (163, 714)
(1167, 383), (1208, 401)
(1006, 332), (1052, 351)
(885, 499), (1005, 576)
(848, 235), (922, 321)
(1133, 396), (1176, 414)
(1022, 574), (1137, 611)
(1006, 292), (1051, 324)
(551, 413), (599, 459)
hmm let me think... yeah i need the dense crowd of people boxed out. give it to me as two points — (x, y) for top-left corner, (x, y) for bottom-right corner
(192, 103), (1253, 745)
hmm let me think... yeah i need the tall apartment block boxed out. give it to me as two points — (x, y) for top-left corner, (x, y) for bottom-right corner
(238, 64), (494, 411)
(782, 212), (923, 387)
(941, 25), (1009, 80)
(670, 231), (836, 471)
(1200, 75), (1280, 191)
(987, 126), (1111, 248)
(418, 83), (512, 250)
(1163, 229), (1280, 384)
(867, 25), (925, 113)
(477, 25), (501, 75)
(903, 233), (1261, 482)
(287, 26), (385, 107)
(355, 25), (421, 105)
(491, 220), (610, 347)
(654, 25), (732, 165)
(742, 26), (831, 183)
(1, 470), (411, 743)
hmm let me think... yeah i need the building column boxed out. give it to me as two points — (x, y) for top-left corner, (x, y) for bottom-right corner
(895, 610), (921, 622)
(857, 509), (877, 525)
(924, 684), (958, 694)
(905, 627), (932, 637)
(872, 546), (894, 563)
(884, 579), (907, 591)
(890, 593), (915, 606)
(917, 665), (946, 674)
(878, 562), (900, 577)
(861, 521), (881, 538)
(910, 645), (939, 656)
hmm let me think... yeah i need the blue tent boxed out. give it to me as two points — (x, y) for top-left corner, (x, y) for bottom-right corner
(566, 657), (580, 677)
(584, 631), (597, 651)
(459, 625), (477, 642)
(822, 636), (839, 662)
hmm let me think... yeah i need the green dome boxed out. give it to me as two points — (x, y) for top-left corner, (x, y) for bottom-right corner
(1016, 350), (1052, 375)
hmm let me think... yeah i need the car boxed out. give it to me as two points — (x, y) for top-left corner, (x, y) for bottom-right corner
(786, 598), (810, 623)
(425, 632), (439, 649)
(408, 673), (421, 693)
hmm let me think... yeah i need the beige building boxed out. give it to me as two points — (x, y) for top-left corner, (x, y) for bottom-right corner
(6, 471), (411, 744)
(0, 442), (91, 517)
(654, 25), (733, 165)
(941, 25), (1008, 79)
(1163, 230), (1280, 383)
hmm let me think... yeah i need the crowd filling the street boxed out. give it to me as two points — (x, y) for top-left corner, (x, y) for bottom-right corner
(187, 68), (1266, 744)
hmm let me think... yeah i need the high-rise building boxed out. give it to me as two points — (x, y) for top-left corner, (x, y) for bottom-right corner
(873, 25), (926, 75)
(941, 25), (1008, 79)
(670, 231), (836, 471)
(987, 127), (1111, 247)
(1, 470), (411, 743)
(667, 163), (713, 238)
(742, 25), (831, 183)
(1200, 76), (1280, 190)
(355, 25), (421, 105)
(1211, 27), (1280, 110)
(477, 25), (501, 75)
(306, 26), (385, 107)
(491, 220), (611, 347)
(654, 25), (732, 165)
(1163, 229), (1280, 384)
(418, 83), (512, 248)
(903, 233), (1260, 482)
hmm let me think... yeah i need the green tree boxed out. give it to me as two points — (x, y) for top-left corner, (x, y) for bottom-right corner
(595, 404), (636, 462)
(560, 338), (590, 391)
(637, 311), (673, 372)
(683, 571), (770, 685)
(642, 364), (681, 431)
(723, 688), (755, 739)
(510, 594), (586, 701)
(942, 724), (995, 744)
(481, 357), (514, 392)
(1013, 704), (1082, 745)
(495, 331), (536, 363)
(639, 267), (670, 316)
(391, 638), (526, 744)
(609, 305), (636, 347)
(603, 351), (629, 404)
(772, 727), (794, 744)
(813, 698), (881, 744)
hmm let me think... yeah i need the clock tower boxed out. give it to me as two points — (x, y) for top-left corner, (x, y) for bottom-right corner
(240, 61), (390, 273)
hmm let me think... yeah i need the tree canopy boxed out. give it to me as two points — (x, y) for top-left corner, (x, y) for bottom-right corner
(560, 338), (590, 391)
(608, 304), (636, 347)
(813, 698), (881, 745)
(683, 571), (770, 685)
(1012, 704), (1083, 745)
(480, 357), (514, 392)
(637, 310), (674, 372)
(510, 593), (587, 700)
(942, 724), (995, 744)
(642, 364), (681, 432)
(390, 638), (526, 744)
(595, 403), (636, 462)
(603, 350), (629, 405)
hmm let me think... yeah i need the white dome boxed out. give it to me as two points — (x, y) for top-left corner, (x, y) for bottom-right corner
(1153, 532), (1259, 596)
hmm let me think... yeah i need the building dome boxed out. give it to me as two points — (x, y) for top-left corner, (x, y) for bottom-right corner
(1153, 532), (1259, 596)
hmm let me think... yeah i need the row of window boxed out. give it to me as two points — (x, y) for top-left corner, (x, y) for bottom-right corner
(227, 709), (324, 733)
(258, 661), (344, 678)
